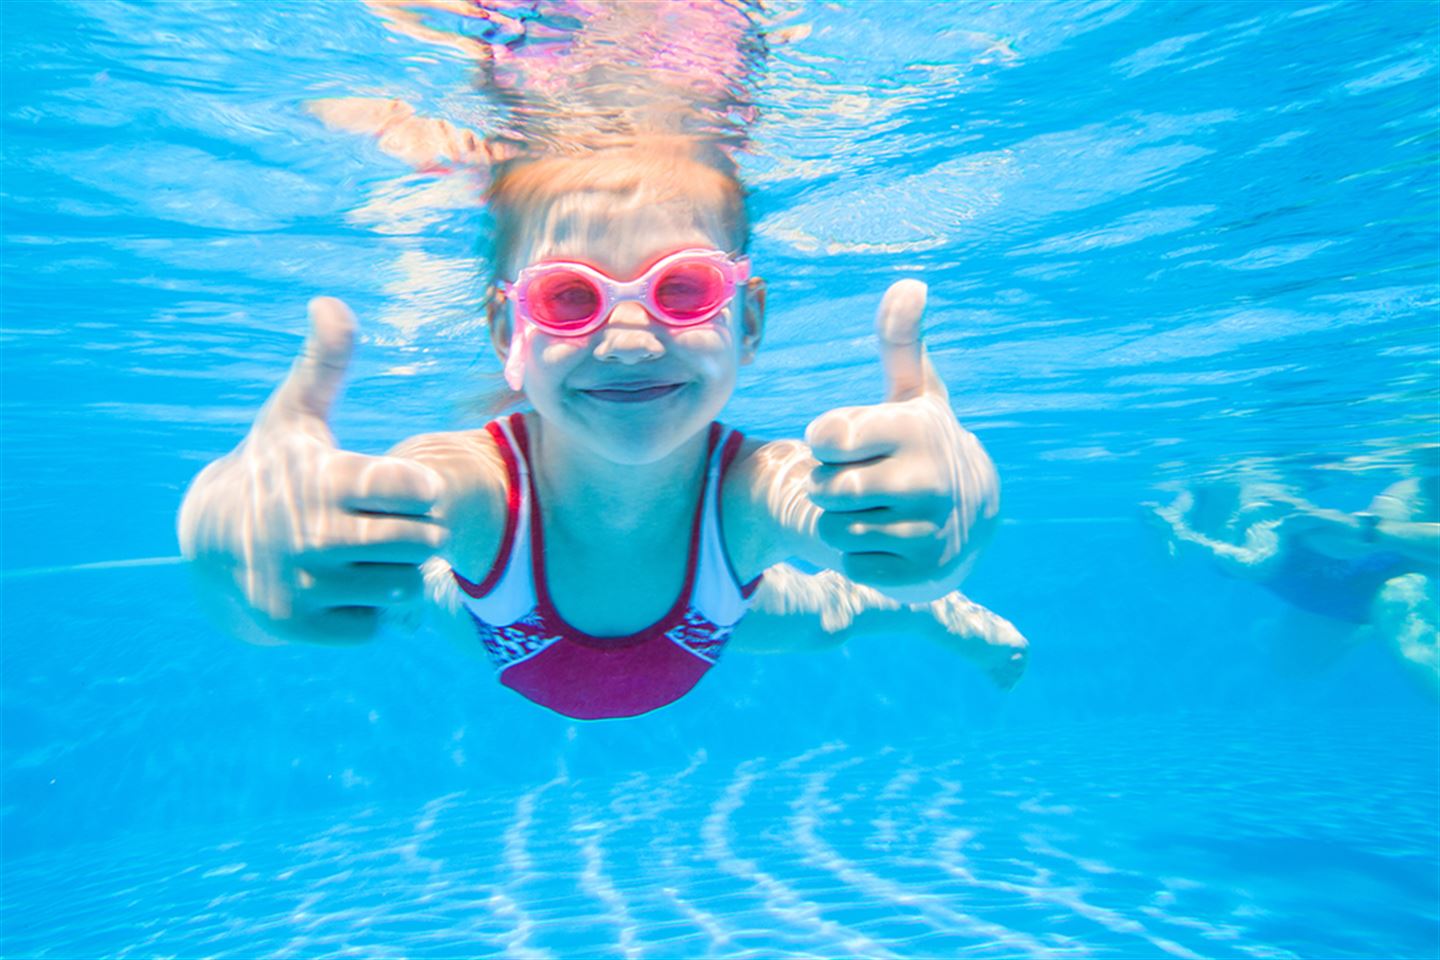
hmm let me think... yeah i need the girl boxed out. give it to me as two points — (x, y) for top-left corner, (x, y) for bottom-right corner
(178, 138), (1023, 719)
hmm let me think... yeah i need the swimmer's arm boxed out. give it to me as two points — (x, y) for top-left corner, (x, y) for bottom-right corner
(729, 563), (1027, 689)
(1197, 522), (1283, 575)
(1367, 520), (1440, 572)
(387, 428), (510, 587)
(724, 433), (997, 594)
(178, 299), (451, 647)
(375, 432), (509, 650)
(1268, 488), (1438, 571)
(723, 436), (840, 576)
(1146, 494), (1281, 573)
(1356, 484), (1440, 572)
(723, 280), (1000, 603)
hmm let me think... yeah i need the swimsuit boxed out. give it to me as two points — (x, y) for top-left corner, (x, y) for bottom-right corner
(1263, 543), (1410, 624)
(452, 414), (761, 720)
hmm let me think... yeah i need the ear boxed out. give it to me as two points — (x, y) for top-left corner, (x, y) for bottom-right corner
(487, 285), (512, 361)
(738, 276), (766, 365)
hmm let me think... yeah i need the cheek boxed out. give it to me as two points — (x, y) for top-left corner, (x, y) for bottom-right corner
(533, 338), (590, 377)
(673, 328), (738, 382)
(672, 327), (728, 354)
(672, 311), (738, 359)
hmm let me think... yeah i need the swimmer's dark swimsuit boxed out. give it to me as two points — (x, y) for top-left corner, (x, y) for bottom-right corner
(1262, 543), (1409, 623)
(451, 414), (761, 720)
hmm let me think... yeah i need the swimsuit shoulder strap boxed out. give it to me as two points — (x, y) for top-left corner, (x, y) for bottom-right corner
(451, 414), (536, 622)
(692, 424), (761, 626)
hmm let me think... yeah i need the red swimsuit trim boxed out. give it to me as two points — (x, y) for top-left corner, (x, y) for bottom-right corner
(452, 420), (522, 599)
(714, 430), (764, 599)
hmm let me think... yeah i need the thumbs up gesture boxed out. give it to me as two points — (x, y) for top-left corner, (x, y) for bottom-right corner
(178, 298), (446, 644)
(805, 280), (999, 603)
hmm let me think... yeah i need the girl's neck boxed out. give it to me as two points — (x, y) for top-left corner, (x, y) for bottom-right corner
(528, 415), (710, 540)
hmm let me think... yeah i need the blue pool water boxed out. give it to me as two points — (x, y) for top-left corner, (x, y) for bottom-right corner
(3, 1), (1438, 957)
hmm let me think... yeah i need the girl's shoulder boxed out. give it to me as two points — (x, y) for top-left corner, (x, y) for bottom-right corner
(719, 433), (787, 497)
(389, 425), (507, 486)
(724, 432), (805, 466)
(719, 433), (811, 583)
(389, 426), (510, 582)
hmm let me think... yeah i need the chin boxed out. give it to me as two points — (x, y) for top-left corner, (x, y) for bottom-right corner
(568, 390), (727, 465)
(528, 376), (734, 464)
(580, 413), (712, 465)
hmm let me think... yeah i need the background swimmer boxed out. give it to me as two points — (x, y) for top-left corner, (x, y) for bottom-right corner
(1147, 458), (1438, 696)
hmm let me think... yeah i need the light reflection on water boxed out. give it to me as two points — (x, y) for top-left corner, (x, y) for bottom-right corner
(3, 715), (1434, 958)
(4, 1), (1434, 477)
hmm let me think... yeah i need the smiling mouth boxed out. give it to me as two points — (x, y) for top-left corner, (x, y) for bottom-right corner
(579, 382), (686, 403)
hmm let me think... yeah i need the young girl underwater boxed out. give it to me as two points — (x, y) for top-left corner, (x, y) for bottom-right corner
(177, 138), (1028, 719)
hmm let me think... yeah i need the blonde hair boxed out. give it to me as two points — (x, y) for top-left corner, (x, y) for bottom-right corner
(484, 137), (749, 279)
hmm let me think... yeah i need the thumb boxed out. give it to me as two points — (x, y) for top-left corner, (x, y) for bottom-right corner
(272, 297), (357, 422)
(877, 279), (943, 402)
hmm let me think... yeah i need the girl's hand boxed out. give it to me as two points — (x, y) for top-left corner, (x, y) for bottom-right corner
(178, 299), (446, 644)
(804, 280), (999, 603)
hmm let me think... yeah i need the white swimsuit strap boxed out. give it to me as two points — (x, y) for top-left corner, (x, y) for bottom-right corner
(458, 416), (535, 626)
(693, 425), (752, 627)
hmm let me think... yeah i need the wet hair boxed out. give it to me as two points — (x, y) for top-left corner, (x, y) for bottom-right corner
(483, 136), (750, 282)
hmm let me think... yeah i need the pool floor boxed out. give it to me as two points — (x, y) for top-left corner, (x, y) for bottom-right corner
(3, 712), (1434, 959)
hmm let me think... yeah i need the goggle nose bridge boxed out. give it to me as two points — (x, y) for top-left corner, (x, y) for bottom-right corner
(595, 275), (658, 316)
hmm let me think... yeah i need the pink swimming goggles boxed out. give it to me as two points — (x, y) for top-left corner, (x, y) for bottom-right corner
(501, 248), (750, 390)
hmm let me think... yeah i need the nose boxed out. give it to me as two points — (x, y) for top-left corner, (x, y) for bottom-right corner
(592, 300), (664, 364)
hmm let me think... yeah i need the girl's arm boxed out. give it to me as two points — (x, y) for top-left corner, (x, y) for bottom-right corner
(724, 281), (999, 604)
(729, 564), (1028, 690)
(387, 427), (510, 588)
(178, 299), (508, 647)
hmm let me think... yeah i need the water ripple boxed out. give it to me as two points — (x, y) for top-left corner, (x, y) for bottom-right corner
(3, 715), (1434, 958)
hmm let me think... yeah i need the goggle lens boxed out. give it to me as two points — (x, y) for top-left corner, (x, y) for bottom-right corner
(653, 260), (726, 321)
(511, 249), (746, 337)
(530, 272), (602, 329)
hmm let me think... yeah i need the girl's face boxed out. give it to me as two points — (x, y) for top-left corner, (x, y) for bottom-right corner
(495, 189), (764, 465)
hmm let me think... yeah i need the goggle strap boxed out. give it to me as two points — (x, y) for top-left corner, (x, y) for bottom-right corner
(504, 323), (529, 391)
